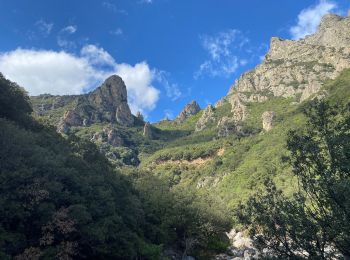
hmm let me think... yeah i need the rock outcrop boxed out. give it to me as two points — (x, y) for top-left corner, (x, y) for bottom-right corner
(227, 94), (248, 122)
(217, 117), (244, 137)
(136, 111), (144, 122)
(195, 104), (215, 132)
(215, 229), (273, 260)
(91, 127), (124, 147)
(56, 75), (134, 132)
(225, 13), (350, 104)
(143, 122), (153, 139)
(176, 101), (201, 123)
(262, 111), (276, 131)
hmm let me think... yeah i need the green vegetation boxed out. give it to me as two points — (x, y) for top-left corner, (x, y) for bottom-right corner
(236, 100), (350, 258)
(0, 74), (230, 259)
(4, 62), (350, 258)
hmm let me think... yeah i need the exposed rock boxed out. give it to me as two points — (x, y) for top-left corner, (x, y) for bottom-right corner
(91, 127), (124, 147)
(261, 111), (276, 131)
(226, 13), (350, 103)
(143, 122), (153, 139)
(55, 75), (134, 132)
(106, 128), (124, 146)
(176, 101), (201, 123)
(57, 119), (70, 134)
(217, 117), (245, 137)
(214, 229), (264, 260)
(115, 102), (134, 126)
(227, 94), (248, 122)
(136, 111), (144, 122)
(62, 110), (83, 126)
(195, 104), (215, 132)
(89, 75), (134, 126)
(215, 98), (226, 108)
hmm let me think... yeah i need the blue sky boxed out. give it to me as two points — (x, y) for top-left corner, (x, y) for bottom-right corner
(0, 0), (349, 121)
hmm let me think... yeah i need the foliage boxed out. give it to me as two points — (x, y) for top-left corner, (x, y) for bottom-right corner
(0, 75), (232, 259)
(236, 100), (350, 259)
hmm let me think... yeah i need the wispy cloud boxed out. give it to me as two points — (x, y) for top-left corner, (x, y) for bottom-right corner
(195, 29), (250, 78)
(102, 1), (128, 15)
(0, 45), (160, 114)
(62, 25), (77, 34)
(155, 71), (182, 101)
(35, 19), (54, 37)
(139, 0), (153, 4)
(57, 25), (78, 49)
(110, 28), (123, 36)
(290, 0), (338, 40)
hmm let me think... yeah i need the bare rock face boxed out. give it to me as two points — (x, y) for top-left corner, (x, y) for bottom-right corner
(57, 119), (70, 134)
(91, 127), (124, 147)
(143, 122), (153, 139)
(88, 75), (134, 126)
(57, 75), (134, 132)
(262, 111), (276, 131)
(227, 94), (248, 122)
(217, 117), (244, 137)
(176, 101), (201, 123)
(195, 104), (215, 132)
(226, 13), (350, 104)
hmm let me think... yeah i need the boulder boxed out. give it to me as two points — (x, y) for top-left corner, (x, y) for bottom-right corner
(262, 111), (276, 131)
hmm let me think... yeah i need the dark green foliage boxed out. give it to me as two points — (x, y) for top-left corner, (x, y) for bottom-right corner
(1, 75), (232, 259)
(0, 73), (32, 125)
(131, 171), (231, 259)
(0, 118), (150, 259)
(236, 100), (350, 259)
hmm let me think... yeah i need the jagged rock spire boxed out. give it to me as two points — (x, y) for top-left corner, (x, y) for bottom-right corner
(176, 101), (201, 123)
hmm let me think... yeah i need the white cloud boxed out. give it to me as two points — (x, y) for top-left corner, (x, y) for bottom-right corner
(290, 0), (337, 40)
(195, 29), (249, 78)
(35, 19), (53, 37)
(115, 62), (159, 113)
(62, 25), (77, 34)
(0, 45), (160, 114)
(81, 44), (115, 66)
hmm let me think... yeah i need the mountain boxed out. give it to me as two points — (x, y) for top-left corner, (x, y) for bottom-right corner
(3, 11), (350, 259)
(29, 12), (350, 203)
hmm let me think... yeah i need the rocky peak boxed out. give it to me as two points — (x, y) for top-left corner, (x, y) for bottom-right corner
(226, 12), (350, 106)
(302, 14), (350, 48)
(89, 75), (127, 109)
(88, 75), (133, 126)
(55, 75), (134, 132)
(195, 104), (215, 132)
(176, 101), (201, 123)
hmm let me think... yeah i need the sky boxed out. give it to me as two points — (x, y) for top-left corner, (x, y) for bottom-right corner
(0, 0), (349, 122)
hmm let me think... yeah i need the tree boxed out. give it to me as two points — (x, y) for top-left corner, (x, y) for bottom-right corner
(236, 100), (350, 259)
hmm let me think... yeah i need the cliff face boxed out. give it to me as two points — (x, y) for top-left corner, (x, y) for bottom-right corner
(32, 75), (134, 133)
(222, 13), (350, 122)
(88, 75), (134, 126)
